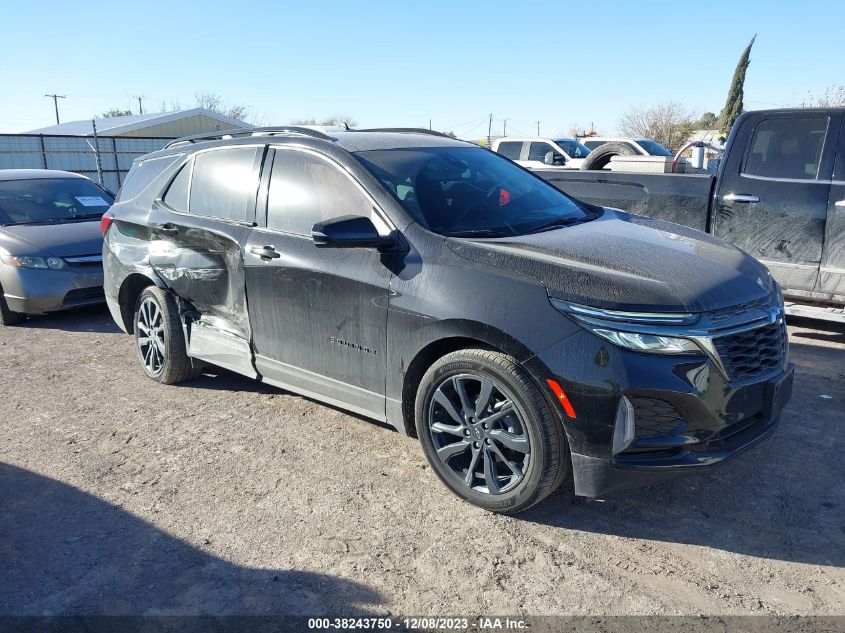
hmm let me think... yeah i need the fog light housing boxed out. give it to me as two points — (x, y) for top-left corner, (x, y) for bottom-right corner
(612, 396), (635, 455)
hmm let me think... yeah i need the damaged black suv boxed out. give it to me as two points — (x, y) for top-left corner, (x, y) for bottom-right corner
(103, 127), (793, 513)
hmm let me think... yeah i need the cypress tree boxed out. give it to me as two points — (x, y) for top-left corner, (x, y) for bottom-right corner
(718, 35), (756, 135)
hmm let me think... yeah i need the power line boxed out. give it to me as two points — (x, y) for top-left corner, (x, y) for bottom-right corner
(44, 93), (66, 125)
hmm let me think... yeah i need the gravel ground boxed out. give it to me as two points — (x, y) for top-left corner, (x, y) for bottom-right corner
(0, 306), (843, 618)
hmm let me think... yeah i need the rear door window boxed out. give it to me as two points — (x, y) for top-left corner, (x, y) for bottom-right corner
(743, 117), (829, 180)
(188, 147), (260, 221)
(497, 141), (523, 160)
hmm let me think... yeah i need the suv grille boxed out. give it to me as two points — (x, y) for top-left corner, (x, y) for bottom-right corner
(713, 319), (787, 381)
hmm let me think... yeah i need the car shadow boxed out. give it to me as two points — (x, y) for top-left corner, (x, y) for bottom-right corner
(0, 462), (384, 617)
(520, 338), (845, 568)
(17, 305), (121, 334)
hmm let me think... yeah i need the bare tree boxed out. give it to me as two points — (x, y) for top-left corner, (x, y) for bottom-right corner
(618, 101), (698, 152)
(800, 84), (845, 107)
(290, 115), (358, 128)
(194, 92), (250, 121)
(102, 108), (132, 118)
(320, 114), (358, 127)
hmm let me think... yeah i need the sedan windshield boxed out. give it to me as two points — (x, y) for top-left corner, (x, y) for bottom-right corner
(354, 146), (593, 237)
(0, 178), (114, 226)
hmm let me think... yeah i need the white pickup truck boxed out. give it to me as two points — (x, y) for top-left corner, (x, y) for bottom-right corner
(491, 137), (591, 170)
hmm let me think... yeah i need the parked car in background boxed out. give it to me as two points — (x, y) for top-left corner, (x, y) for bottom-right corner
(0, 170), (112, 325)
(492, 137), (591, 169)
(533, 108), (845, 323)
(103, 127), (792, 513)
(580, 137), (673, 156)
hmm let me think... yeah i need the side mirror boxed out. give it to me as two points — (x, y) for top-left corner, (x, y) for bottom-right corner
(544, 151), (566, 166)
(312, 215), (395, 249)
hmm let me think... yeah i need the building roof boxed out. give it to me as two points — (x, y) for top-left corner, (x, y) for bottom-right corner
(26, 108), (252, 136)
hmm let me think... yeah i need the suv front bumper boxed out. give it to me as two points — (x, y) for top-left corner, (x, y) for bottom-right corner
(526, 328), (794, 498)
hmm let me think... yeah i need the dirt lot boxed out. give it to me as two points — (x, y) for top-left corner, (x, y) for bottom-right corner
(1, 306), (843, 618)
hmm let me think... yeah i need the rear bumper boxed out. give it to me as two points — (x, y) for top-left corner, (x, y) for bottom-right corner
(1, 266), (104, 315)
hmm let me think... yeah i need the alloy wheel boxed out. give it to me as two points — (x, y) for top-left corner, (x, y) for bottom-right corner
(427, 373), (531, 494)
(136, 297), (166, 376)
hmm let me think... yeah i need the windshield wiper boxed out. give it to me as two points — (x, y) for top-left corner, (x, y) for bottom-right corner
(445, 228), (513, 238)
(526, 216), (591, 234)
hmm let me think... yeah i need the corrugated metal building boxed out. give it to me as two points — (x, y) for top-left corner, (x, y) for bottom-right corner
(1, 109), (252, 191)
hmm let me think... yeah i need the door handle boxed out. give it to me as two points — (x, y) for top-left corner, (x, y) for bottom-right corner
(153, 223), (178, 236)
(722, 193), (760, 203)
(249, 245), (281, 259)
(835, 199), (845, 208)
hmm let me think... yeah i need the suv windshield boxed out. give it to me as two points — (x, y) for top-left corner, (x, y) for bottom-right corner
(354, 146), (592, 237)
(554, 140), (592, 159)
(0, 178), (114, 226)
(636, 140), (673, 156)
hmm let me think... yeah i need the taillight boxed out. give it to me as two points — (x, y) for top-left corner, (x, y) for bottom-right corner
(100, 211), (114, 236)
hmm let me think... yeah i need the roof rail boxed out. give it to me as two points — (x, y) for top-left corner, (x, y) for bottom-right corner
(164, 126), (336, 149)
(355, 127), (451, 138)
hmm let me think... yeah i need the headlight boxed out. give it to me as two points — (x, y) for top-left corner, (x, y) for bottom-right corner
(551, 298), (703, 355)
(0, 255), (66, 269)
(591, 328), (702, 354)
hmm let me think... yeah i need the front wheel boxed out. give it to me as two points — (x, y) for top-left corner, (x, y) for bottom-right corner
(415, 348), (569, 514)
(0, 289), (24, 326)
(133, 286), (200, 384)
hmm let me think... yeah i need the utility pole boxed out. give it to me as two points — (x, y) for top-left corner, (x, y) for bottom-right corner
(135, 95), (145, 114)
(429, 118), (432, 131)
(502, 119), (509, 137)
(536, 121), (541, 136)
(91, 119), (103, 186)
(487, 113), (493, 147)
(44, 93), (65, 124)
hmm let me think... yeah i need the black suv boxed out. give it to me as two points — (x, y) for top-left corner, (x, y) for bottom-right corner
(103, 127), (793, 513)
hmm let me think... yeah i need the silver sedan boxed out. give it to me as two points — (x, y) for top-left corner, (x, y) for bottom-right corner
(0, 169), (113, 325)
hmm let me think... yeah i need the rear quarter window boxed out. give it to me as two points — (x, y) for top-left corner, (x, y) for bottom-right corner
(116, 155), (181, 202)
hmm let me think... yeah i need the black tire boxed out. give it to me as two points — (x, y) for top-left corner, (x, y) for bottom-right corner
(580, 141), (638, 170)
(0, 287), (25, 326)
(415, 348), (569, 514)
(133, 286), (201, 384)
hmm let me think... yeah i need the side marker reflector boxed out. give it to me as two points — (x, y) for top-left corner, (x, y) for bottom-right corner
(546, 379), (577, 419)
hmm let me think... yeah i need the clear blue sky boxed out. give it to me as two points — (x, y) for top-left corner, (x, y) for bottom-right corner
(3, 0), (843, 138)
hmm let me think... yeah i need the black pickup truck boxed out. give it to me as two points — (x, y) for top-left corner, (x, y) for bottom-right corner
(531, 108), (845, 322)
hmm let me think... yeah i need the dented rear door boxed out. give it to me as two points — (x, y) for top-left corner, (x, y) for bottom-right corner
(148, 145), (265, 376)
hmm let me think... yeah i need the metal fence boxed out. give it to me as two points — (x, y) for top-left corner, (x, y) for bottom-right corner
(0, 134), (173, 192)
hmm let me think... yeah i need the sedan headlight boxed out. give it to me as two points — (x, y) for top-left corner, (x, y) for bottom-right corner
(0, 255), (66, 269)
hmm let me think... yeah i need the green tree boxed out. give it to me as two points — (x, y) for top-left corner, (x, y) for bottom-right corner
(695, 112), (718, 129)
(102, 108), (132, 118)
(718, 35), (756, 135)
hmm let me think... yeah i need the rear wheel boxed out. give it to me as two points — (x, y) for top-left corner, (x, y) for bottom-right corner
(134, 286), (200, 384)
(0, 289), (24, 326)
(415, 348), (569, 514)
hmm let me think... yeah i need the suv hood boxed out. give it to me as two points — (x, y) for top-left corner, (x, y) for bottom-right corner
(446, 209), (773, 313)
(0, 220), (103, 258)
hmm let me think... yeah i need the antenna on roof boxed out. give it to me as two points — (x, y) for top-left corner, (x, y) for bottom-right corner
(343, 121), (350, 131)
